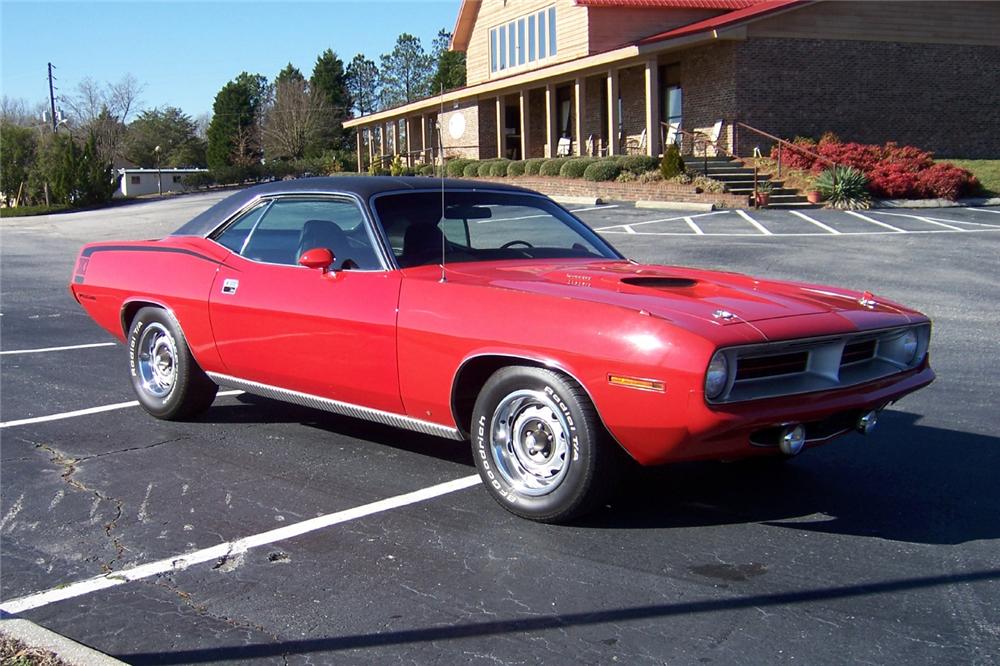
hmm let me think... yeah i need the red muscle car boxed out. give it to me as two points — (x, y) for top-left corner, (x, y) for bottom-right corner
(70, 177), (934, 522)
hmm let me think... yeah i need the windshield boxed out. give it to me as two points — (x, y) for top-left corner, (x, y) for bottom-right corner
(372, 190), (622, 268)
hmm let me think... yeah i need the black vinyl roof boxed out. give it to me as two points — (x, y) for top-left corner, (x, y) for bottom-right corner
(171, 176), (536, 237)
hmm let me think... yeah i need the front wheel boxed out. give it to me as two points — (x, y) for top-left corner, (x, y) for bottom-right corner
(127, 307), (218, 420)
(471, 366), (619, 523)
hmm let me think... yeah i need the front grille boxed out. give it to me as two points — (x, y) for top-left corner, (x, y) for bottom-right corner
(841, 339), (876, 366)
(708, 324), (930, 404)
(735, 352), (809, 380)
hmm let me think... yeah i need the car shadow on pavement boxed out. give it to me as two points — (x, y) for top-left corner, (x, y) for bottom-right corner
(198, 398), (994, 545)
(197, 393), (474, 467)
(584, 411), (999, 545)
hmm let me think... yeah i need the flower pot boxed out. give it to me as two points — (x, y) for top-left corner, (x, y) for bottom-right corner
(806, 190), (822, 204)
(755, 192), (770, 207)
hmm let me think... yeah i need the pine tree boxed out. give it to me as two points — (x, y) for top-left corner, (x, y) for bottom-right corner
(310, 50), (351, 153)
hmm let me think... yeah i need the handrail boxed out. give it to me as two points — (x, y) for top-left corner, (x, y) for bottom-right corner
(735, 121), (837, 176)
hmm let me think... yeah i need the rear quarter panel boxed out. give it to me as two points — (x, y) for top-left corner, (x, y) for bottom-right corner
(70, 237), (229, 372)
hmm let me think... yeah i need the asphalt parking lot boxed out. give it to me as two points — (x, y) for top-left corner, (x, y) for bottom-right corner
(2, 192), (999, 665)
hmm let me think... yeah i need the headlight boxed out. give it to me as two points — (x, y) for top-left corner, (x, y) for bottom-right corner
(705, 351), (729, 399)
(900, 329), (919, 365)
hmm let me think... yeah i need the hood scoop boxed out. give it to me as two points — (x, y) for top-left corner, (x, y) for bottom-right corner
(620, 276), (698, 289)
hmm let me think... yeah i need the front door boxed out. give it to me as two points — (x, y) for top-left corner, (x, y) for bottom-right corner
(207, 195), (403, 414)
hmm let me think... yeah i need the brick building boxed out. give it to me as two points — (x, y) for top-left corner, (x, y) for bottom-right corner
(344, 0), (1000, 167)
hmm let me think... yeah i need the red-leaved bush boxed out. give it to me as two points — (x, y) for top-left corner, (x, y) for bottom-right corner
(916, 163), (979, 200)
(868, 162), (921, 199)
(769, 136), (979, 200)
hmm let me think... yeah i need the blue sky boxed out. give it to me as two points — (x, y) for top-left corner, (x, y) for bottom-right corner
(1, 0), (459, 120)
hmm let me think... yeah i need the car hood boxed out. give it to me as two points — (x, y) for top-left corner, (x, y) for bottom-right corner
(439, 260), (919, 336)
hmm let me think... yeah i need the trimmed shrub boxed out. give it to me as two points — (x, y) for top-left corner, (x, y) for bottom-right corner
(477, 161), (494, 177)
(916, 163), (979, 200)
(583, 160), (621, 182)
(539, 158), (568, 176)
(692, 175), (724, 193)
(524, 158), (545, 175)
(507, 161), (526, 177)
(489, 161), (508, 177)
(446, 159), (473, 177)
(620, 154), (660, 176)
(868, 161), (920, 199)
(418, 164), (436, 176)
(463, 162), (481, 177)
(660, 143), (685, 179)
(815, 166), (871, 209)
(560, 158), (593, 179)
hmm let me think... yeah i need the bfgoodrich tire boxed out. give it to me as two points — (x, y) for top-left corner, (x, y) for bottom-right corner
(127, 307), (218, 420)
(471, 366), (619, 523)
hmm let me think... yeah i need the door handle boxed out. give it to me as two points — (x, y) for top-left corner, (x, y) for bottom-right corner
(221, 278), (239, 295)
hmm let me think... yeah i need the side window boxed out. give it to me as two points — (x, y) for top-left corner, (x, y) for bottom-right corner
(231, 198), (382, 270)
(214, 202), (270, 253)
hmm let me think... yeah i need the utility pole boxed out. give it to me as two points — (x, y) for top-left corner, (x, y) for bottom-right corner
(48, 62), (58, 132)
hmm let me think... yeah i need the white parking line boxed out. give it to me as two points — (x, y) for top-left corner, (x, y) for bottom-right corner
(972, 208), (1000, 214)
(570, 205), (619, 213)
(844, 210), (906, 232)
(0, 474), (483, 614)
(683, 217), (705, 235)
(735, 209), (772, 235)
(0, 390), (244, 429)
(870, 211), (967, 232)
(789, 210), (841, 234)
(592, 210), (727, 231)
(0, 342), (117, 356)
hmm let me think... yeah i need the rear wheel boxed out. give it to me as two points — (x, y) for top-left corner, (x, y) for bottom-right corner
(471, 366), (618, 523)
(127, 307), (217, 420)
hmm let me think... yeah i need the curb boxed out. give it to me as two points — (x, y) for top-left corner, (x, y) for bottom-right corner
(0, 616), (128, 666)
(872, 197), (1000, 209)
(551, 195), (602, 206)
(635, 200), (715, 212)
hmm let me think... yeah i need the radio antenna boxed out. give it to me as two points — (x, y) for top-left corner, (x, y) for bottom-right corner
(437, 84), (447, 283)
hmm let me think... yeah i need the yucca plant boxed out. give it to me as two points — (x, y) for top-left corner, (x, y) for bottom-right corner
(815, 166), (871, 209)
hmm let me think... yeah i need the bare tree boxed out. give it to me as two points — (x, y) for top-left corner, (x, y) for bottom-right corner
(263, 77), (328, 160)
(0, 96), (46, 126)
(63, 74), (144, 165)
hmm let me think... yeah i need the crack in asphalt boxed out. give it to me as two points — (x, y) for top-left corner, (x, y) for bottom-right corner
(151, 577), (291, 665)
(35, 442), (127, 573)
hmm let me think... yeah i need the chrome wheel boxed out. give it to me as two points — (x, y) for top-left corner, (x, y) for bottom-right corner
(490, 389), (571, 497)
(136, 322), (177, 398)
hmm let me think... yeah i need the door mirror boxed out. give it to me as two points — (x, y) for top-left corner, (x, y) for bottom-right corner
(298, 247), (335, 272)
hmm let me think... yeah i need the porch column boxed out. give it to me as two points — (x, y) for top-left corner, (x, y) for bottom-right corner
(574, 77), (584, 156)
(545, 83), (556, 158)
(606, 69), (620, 156)
(495, 96), (504, 159)
(367, 128), (374, 168)
(519, 90), (529, 161)
(420, 114), (428, 163)
(404, 118), (412, 166)
(356, 129), (363, 173)
(392, 121), (400, 158)
(645, 59), (661, 157)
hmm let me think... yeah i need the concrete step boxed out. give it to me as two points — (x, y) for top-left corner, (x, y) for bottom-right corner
(764, 201), (822, 209)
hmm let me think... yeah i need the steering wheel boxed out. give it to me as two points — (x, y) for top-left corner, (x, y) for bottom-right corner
(501, 240), (534, 249)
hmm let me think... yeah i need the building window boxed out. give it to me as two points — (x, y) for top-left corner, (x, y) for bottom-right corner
(490, 5), (556, 74)
(517, 19), (525, 66)
(528, 15), (536, 62)
(173, 175), (183, 183)
(498, 25), (506, 70)
(548, 7), (557, 56)
(130, 175), (141, 185)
